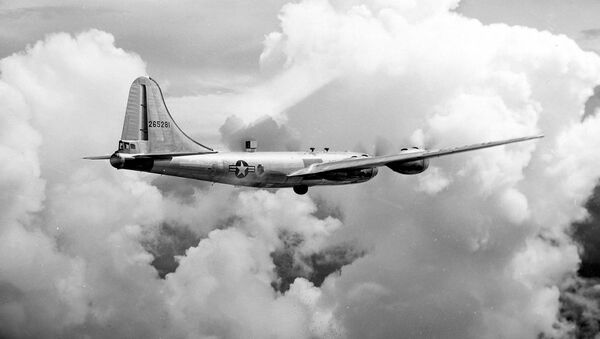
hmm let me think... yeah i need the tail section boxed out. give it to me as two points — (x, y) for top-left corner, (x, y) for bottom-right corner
(118, 77), (214, 155)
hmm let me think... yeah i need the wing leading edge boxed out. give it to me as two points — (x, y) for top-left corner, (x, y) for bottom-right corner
(287, 134), (543, 177)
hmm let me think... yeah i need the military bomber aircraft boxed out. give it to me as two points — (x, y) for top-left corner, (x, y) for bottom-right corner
(86, 77), (542, 195)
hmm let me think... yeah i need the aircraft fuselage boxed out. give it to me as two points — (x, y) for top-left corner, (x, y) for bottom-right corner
(112, 150), (378, 188)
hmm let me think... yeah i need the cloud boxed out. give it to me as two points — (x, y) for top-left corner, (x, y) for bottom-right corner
(0, 29), (176, 339)
(254, 0), (600, 337)
(162, 189), (347, 338)
(165, 228), (311, 338)
(582, 28), (600, 40)
(0, 0), (288, 96)
(2, 1), (600, 338)
(0, 27), (352, 339)
(571, 181), (600, 278)
(141, 223), (202, 278)
(219, 115), (301, 151)
(416, 166), (451, 195)
(560, 275), (600, 337)
(583, 85), (600, 120)
(0, 29), (348, 336)
(272, 233), (365, 292)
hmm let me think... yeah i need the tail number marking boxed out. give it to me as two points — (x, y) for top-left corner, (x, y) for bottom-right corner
(148, 121), (171, 128)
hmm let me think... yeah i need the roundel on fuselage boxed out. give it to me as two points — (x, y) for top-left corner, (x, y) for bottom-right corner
(228, 160), (255, 178)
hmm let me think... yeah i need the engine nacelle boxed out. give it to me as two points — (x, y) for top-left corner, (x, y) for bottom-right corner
(386, 158), (429, 175)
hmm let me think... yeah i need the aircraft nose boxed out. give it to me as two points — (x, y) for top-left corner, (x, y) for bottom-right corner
(110, 153), (125, 169)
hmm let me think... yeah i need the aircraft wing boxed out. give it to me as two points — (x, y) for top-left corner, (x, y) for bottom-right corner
(287, 134), (543, 177)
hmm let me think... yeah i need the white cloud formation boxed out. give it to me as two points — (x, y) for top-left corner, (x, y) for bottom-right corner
(164, 190), (345, 338)
(416, 166), (451, 195)
(2, 1), (600, 338)
(0, 29), (344, 338)
(254, 0), (600, 338)
(166, 228), (311, 339)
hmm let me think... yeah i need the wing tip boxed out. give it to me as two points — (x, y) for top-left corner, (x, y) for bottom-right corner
(511, 134), (544, 143)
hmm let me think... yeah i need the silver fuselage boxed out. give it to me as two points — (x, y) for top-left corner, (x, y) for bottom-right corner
(117, 151), (378, 188)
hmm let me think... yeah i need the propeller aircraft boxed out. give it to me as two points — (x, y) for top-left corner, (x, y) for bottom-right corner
(86, 77), (542, 195)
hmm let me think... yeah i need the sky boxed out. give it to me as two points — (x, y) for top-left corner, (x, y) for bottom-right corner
(1, 0), (600, 338)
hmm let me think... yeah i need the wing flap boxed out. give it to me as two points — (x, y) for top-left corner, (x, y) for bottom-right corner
(287, 134), (543, 177)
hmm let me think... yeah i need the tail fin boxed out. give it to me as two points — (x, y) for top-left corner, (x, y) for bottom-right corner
(118, 77), (214, 155)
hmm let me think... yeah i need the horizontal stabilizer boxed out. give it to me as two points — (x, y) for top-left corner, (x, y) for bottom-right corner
(83, 155), (112, 160)
(130, 151), (217, 159)
(85, 150), (217, 161)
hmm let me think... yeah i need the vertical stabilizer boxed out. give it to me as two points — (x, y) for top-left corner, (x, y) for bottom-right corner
(118, 77), (214, 154)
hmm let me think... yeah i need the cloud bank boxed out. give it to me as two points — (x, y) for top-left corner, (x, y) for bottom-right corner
(2, 1), (600, 339)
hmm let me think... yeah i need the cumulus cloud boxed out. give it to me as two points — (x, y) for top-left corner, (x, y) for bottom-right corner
(0, 29), (172, 339)
(0, 28), (347, 337)
(416, 166), (451, 195)
(583, 85), (600, 119)
(3, 1), (600, 339)
(219, 115), (301, 151)
(253, 0), (600, 337)
(560, 275), (600, 337)
(572, 184), (600, 277)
